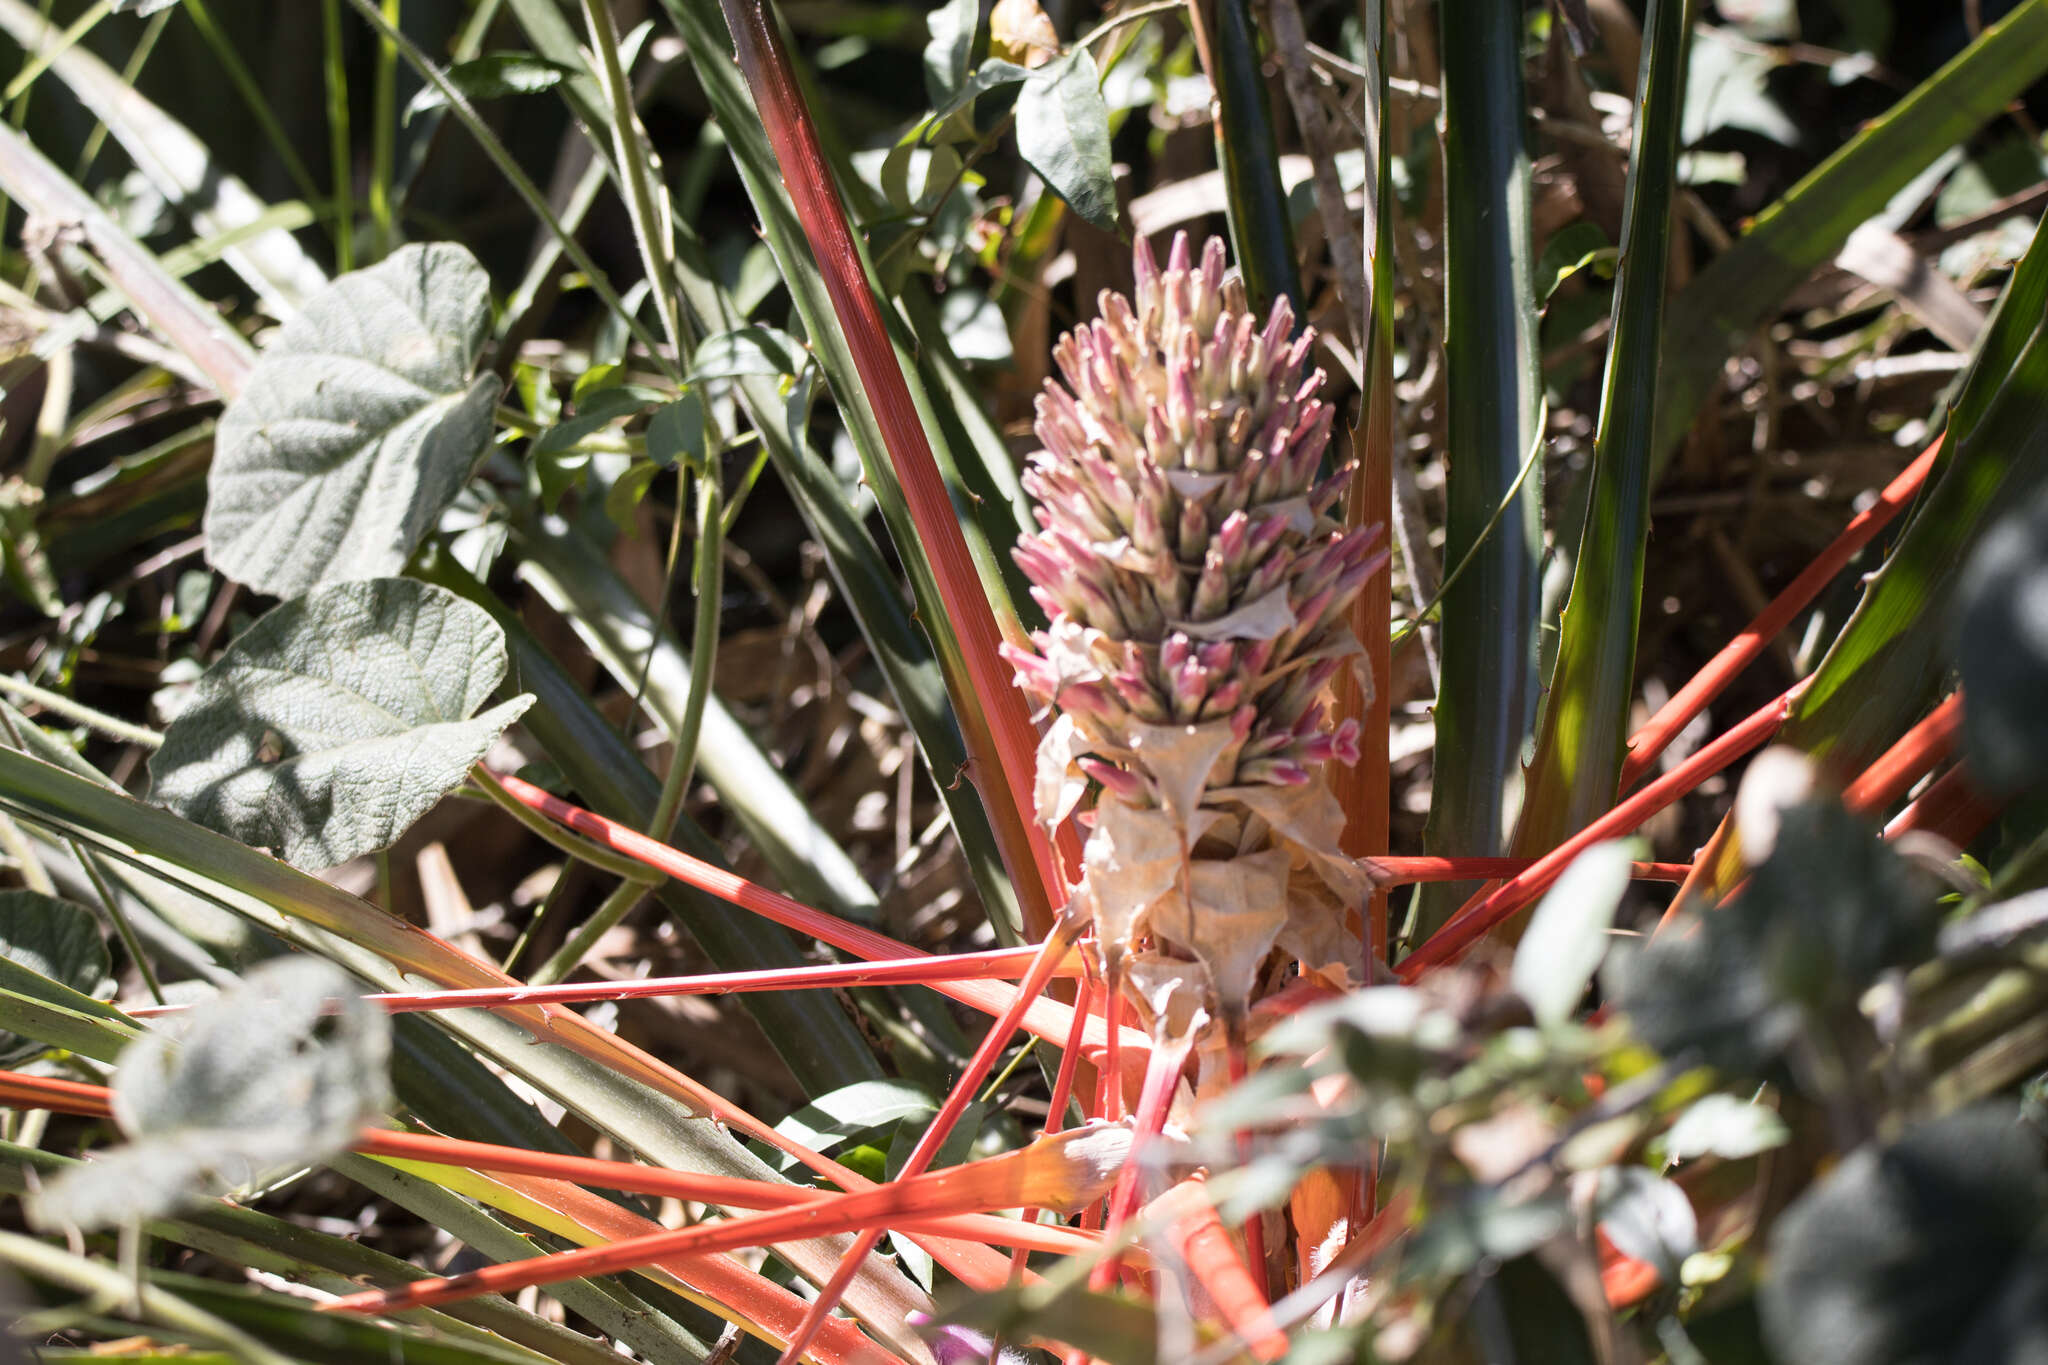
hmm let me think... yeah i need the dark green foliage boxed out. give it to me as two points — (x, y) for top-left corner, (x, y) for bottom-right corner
(1620, 799), (1939, 1077)
(1960, 481), (2048, 794)
(1761, 1107), (2048, 1365)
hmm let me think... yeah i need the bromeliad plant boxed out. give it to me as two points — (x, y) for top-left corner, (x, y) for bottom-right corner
(1006, 231), (1386, 1039)
(3, 0), (2048, 1363)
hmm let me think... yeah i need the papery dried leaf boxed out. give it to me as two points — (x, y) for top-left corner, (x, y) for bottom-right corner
(1215, 780), (1382, 906)
(1125, 950), (1216, 1041)
(1126, 718), (1243, 823)
(1167, 851), (1291, 1018)
(1085, 796), (1217, 956)
(1218, 780), (1344, 851)
(1173, 587), (1297, 642)
(990, 0), (1060, 67)
(1035, 713), (1092, 826)
(1277, 873), (1357, 983)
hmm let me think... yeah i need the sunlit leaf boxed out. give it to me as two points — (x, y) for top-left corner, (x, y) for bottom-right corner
(1664, 1094), (1789, 1162)
(205, 243), (501, 599)
(403, 53), (576, 123)
(685, 325), (804, 383)
(922, 0), (980, 104)
(1015, 49), (1117, 233)
(149, 579), (532, 869)
(772, 1079), (934, 1172)
(1511, 840), (1629, 1027)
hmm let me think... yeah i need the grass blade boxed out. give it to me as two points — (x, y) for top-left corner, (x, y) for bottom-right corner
(1777, 208), (2048, 775)
(490, 0), (1028, 941)
(0, 1143), (632, 1365)
(511, 515), (884, 930)
(416, 553), (887, 1094)
(579, 0), (685, 357)
(1411, 0), (1544, 942)
(0, 1233), (296, 1365)
(0, 745), (939, 1349)
(1516, 0), (1692, 847)
(0, 122), (253, 395)
(0, 0), (326, 316)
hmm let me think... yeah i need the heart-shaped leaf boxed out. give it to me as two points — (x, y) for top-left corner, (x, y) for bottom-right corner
(205, 242), (501, 599)
(148, 578), (532, 869)
(0, 891), (111, 1067)
(27, 956), (390, 1231)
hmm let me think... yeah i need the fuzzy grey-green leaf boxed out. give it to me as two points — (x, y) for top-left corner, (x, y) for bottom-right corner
(205, 242), (501, 599)
(28, 957), (390, 1231)
(148, 579), (532, 869)
(0, 891), (111, 1067)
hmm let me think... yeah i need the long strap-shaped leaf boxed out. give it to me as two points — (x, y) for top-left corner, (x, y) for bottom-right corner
(1672, 210), (2048, 903)
(1189, 0), (1302, 316)
(0, 28), (888, 1074)
(491, 0), (1027, 942)
(0, 122), (252, 395)
(1412, 0), (1545, 941)
(1515, 0), (1692, 849)
(419, 556), (889, 1093)
(0, 745), (965, 1361)
(0, 0), (326, 316)
(707, 0), (1066, 933)
(1783, 206), (2048, 776)
(0, 1138), (639, 1365)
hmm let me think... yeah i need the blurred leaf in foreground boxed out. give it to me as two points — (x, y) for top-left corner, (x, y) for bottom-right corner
(1618, 792), (1937, 1078)
(1959, 480), (2048, 795)
(1761, 1105), (2048, 1365)
(27, 957), (391, 1231)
